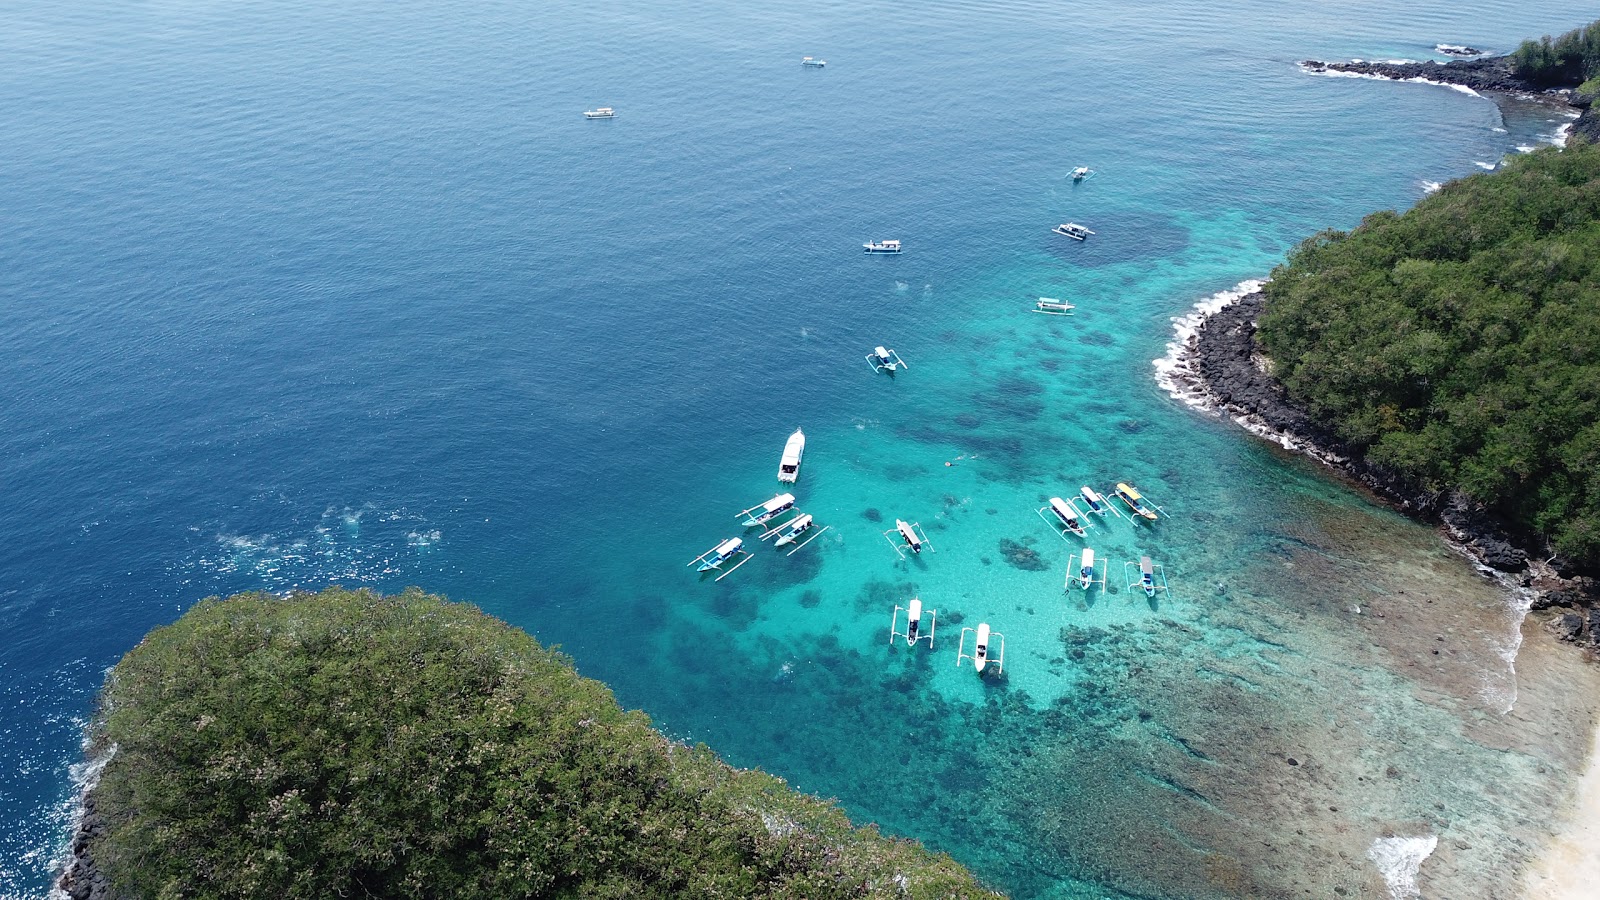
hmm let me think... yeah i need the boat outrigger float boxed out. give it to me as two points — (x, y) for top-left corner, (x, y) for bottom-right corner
(867, 346), (908, 373)
(1123, 555), (1170, 599)
(759, 512), (829, 555)
(1067, 547), (1106, 591)
(883, 519), (932, 559)
(1037, 496), (1090, 539)
(957, 622), (1004, 674)
(777, 428), (805, 483)
(688, 537), (751, 581)
(1114, 482), (1161, 521)
(1052, 222), (1094, 240)
(1033, 297), (1076, 316)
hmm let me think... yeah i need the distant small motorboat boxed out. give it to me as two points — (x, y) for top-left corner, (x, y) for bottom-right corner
(1053, 223), (1094, 241)
(1115, 482), (1159, 521)
(801, 56), (827, 67)
(864, 239), (903, 253)
(583, 107), (616, 119)
(1034, 297), (1076, 316)
(1070, 166), (1094, 181)
(777, 428), (805, 483)
(1079, 485), (1108, 516)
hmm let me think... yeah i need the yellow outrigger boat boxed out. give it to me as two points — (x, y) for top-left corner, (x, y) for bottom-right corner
(1115, 482), (1159, 520)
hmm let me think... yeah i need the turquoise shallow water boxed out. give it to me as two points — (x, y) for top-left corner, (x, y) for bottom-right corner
(3, 1), (1598, 896)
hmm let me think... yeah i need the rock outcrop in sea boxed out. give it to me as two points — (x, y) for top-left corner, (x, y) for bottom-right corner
(1180, 291), (1600, 646)
(1302, 54), (1600, 144)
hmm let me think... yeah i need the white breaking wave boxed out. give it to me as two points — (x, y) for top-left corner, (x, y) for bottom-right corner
(1300, 63), (1483, 97)
(1152, 279), (1264, 412)
(1368, 834), (1438, 899)
(1421, 180), (1443, 194)
(1473, 161), (1496, 170)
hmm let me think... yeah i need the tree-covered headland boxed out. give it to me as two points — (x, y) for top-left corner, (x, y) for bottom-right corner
(1511, 19), (1600, 90)
(1256, 143), (1600, 567)
(82, 587), (1000, 899)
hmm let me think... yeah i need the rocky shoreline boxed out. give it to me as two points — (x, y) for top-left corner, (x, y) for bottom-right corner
(1301, 54), (1600, 144)
(1181, 291), (1600, 646)
(55, 791), (115, 900)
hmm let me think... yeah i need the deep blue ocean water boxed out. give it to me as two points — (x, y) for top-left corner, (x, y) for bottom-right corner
(3, 1), (1597, 896)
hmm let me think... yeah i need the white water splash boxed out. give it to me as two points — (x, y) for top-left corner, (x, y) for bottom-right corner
(45, 741), (117, 900)
(1301, 63), (1483, 97)
(1421, 180), (1443, 194)
(1368, 834), (1437, 899)
(1151, 278), (1264, 411)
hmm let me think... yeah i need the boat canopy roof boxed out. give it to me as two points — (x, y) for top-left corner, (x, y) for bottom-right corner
(1118, 483), (1144, 500)
(715, 537), (742, 555)
(1082, 548), (1095, 566)
(1049, 497), (1076, 519)
(764, 493), (795, 512)
(1141, 556), (1154, 574)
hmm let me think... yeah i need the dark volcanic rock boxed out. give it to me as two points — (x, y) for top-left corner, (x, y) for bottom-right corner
(58, 792), (118, 900)
(1302, 55), (1533, 93)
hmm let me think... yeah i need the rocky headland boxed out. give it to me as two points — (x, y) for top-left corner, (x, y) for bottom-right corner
(1181, 291), (1600, 647)
(1302, 54), (1600, 143)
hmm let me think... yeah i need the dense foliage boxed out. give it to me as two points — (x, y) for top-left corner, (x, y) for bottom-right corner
(1511, 19), (1600, 86)
(1256, 144), (1600, 565)
(90, 588), (999, 900)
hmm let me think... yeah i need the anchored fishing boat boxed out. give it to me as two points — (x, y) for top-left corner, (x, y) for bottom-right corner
(1033, 297), (1076, 316)
(890, 596), (936, 648)
(866, 346), (908, 372)
(958, 622), (1004, 674)
(736, 493), (796, 527)
(1069, 547), (1106, 591)
(777, 428), (805, 483)
(1070, 166), (1094, 182)
(1052, 222), (1094, 241)
(1115, 482), (1160, 521)
(583, 107), (616, 119)
(687, 537), (751, 581)
(1037, 496), (1088, 539)
(863, 239), (902, 253)
(883, 519), (931, 559)
(1079, 485), (1108, 516)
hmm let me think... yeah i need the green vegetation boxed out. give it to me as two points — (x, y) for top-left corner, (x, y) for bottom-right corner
(1511, 19), (1600, 86)
(89, 587), (999, 900)
(1256, 144), (1600, 565)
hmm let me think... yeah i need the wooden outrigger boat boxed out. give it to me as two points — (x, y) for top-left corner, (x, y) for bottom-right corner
(759, 512), (830, 555)
(1079, 485), (1109, 517)
(883, 519), (932, 559)
(801, 56), (827, 67)
(1123, 555), (1170, 598)
(777, 428), (805, 483)
(1070, 166), (1095, 182)
(866, 346), (908, 372)
(889, 596), (936, 648)
(1037, 496), (1089, 539)
(1067, 547), (1106, 591)
(958, 622), (1004, 674)
(687, 537), (751, 581)
(737, 492), (795, 527)
(1033, 297), (1076, 316)
(1114, 482), (1160, 521)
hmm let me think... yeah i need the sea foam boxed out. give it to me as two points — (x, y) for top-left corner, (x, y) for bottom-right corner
(1301, 63), (1483, 98)
(1368, 834), (1437, 899)
(1152, 279), (1264, 412)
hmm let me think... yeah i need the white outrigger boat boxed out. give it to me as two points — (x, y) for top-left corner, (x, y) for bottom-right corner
(1070, 166), (1095, 182)
(759, 512), (829, 555)
(1079, 485), (1112, 517)
(1033, 297), (1076, 316)
(889, 596), (936, 648)
(1124, 555), (1170, 599)
(736, 492), (796, 527)
(957, 622), (1004, 674)
(777, 428), (805, 483)
(1052, 222), (1094, 240)
(1037, 496), (1089, 540)
(866, 346), (908, 373)
(583, 107), (616, 119)
(883, 519), (932, 559)
(687, 537), (751, 581)
(1067, 547), (1106, 591)
(801, 56), (827, 67)
(863, 239), (902, 253)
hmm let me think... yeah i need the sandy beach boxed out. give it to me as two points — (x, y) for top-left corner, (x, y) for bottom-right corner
(1523, 716), (1600, 898)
